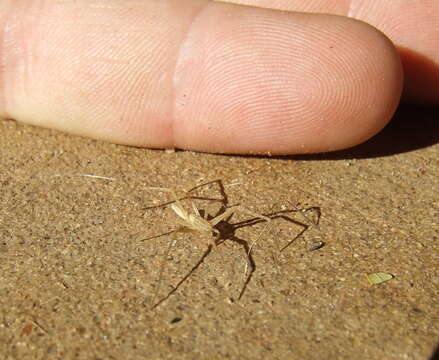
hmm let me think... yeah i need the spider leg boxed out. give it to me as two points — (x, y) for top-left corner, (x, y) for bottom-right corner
(144, 179), (227, 211)
(209, 207), (236, 227)
(210, 205), (270, 227)
(185, 179), (228, 206)
(190, 200), (201, 218)
(226, 206), (272, 270)
(228, 235), (256, 301)
(139, 229), (176, 242)
(210, 206), (272, 254)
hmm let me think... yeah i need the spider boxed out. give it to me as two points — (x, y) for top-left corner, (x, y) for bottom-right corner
(141, 180), (272, 308)
(141, 180), (319, 308)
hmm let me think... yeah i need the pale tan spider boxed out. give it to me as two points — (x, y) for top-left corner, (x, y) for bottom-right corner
(142, 180), (272, 308)
(142, 180), (319, 308)
(169, 196), (271, 244)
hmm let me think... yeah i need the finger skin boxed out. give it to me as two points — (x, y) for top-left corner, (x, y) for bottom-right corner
(349, 0), (439, 104)
(0, 0), (208, 147)
(0, 0), (402, 154)
(174, 4), (402, 153)
(225, 0), (439, 104)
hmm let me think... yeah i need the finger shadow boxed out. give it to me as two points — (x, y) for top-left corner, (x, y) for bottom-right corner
(291, 104), (439, 160)
(399, 46), (439, 105)
(429, 342), (439, 360)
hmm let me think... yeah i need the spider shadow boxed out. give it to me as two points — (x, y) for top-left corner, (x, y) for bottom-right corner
(231, 206), (321, 252)
(143, 180), (319, 308)
(211, 206), (319, 302)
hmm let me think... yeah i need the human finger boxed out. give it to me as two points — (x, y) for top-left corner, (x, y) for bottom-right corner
(0, 0), (402, 154)
(222, 0), (439, 104)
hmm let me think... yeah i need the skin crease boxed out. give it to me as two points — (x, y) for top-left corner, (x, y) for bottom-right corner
(1, 0), (436, 154)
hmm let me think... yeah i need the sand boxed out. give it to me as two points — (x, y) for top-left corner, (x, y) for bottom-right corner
(0, 104), (438, 359)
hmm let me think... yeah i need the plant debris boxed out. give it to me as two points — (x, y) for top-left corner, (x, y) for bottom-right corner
(365, 272), (394, 285)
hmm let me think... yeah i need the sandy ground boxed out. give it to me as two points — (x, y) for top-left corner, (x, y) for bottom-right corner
(0, 104), (438, 359)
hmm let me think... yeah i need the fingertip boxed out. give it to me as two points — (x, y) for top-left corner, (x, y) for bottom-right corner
(173, 7), (403, 154)
(308, 16), (404, 153)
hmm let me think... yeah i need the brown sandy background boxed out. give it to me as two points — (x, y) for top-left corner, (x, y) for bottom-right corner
(0, 105), (438, 359)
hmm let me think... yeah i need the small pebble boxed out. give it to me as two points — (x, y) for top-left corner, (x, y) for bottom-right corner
(308, 241), (325, 252)
(170, 317), (182, 324)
